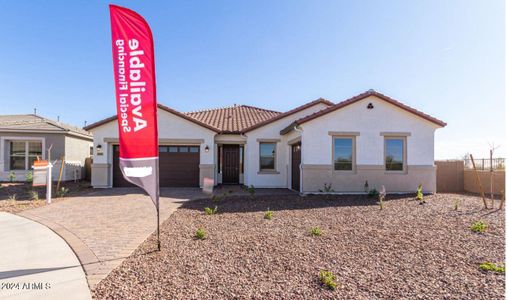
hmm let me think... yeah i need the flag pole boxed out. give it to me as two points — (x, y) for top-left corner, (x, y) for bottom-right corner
(156, 159), (160, 251)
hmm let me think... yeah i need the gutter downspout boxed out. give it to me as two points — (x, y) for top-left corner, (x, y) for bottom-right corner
(240, 133), (248, 186)
(294, 125), (304, 194)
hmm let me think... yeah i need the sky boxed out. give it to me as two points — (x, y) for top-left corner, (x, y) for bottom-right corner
(0, 0), (505, 159)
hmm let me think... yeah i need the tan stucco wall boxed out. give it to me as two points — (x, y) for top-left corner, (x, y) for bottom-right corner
(199, 164), (215, 188)
(91, 163), (110, 188)
(464, 170), (505, 195)
(302, 164), (436, 193)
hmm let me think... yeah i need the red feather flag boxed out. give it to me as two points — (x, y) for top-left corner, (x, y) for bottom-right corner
(109, 5), (160, 249)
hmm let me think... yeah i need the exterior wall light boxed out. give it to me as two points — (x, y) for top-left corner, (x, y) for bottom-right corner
(96, 144), (103, 156)
(205, 145), (210, 153)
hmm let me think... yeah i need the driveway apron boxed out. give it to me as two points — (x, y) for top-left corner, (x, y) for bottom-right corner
(17, 187), (205, 289)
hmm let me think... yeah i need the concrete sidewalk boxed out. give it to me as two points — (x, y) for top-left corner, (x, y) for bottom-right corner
(0, 212), (90, 300)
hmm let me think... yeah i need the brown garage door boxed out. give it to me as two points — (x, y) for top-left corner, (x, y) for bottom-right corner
(113, 145), (200, 187)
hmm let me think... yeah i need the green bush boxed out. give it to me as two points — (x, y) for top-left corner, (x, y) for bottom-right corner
(57, 187), (69, 198)
(310, 227), (323, 236)
(29, 190), (39, 201)
(25, 171), (33, 183)
(479, 262), (505, 274)
(319, 270), (337, 290)
(319, 183), (334, 193)
(368, 189), (379, 198)
(470, 221), (487, 233)
(416, 184), (424, 202)
(264, 210), (273, 220)
(8, 194), (17, 201)
(204, 206), (218, 215)
(247, 185), (255, 196)
(8, 171), (15, 182)
(195, 228), (206, 240)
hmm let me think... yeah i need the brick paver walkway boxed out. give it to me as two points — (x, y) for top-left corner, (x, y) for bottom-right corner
(18, 187), (206, 290)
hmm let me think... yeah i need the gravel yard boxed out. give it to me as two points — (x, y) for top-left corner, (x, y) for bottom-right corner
(93, 193), (505, 299)
(0, 181), (90, 213)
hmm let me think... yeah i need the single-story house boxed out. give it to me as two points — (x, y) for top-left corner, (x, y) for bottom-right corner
(0, 114), (93, 181)
(84, 90), (446, 193)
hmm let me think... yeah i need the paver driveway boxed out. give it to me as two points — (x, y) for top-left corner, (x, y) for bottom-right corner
(18, 187), (206, 289)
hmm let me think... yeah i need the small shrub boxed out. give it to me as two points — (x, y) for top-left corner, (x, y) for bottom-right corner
(379, 198), (384, 210)
(25, 171), (33, 183)
(319, 270), (337, 290)
(368, 189), (379, 198)
(416, 184), (424, 203)
(364, 180), (369, 193)
(8, 171), (16, 182)
(310, 227), (323, 236)
(204, 206), (218, 215)
(319, 183), (334, 193)
(195, 228), (206, 240)
(454, 199), (459, 211)
(470, 221), (487, 233)
(264, 210), (273, 220)
(479, 262), (505, 274)
(57, 187), (69, 198)
(8, 194), (17, 201)
(29, 190), (39, 201)
(247, 185), (255, 197)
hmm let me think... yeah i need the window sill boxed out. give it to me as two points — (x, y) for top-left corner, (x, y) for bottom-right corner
(258, 170), (280, 175)
(333, 170), (356, 174)
(384, 170), (407, 175)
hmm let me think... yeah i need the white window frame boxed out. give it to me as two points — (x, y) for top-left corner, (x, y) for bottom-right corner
(0, 137), (45, 171)
(257, 139), (280, 174)
(384, 136), (407, 173)
(332, 136), (356, 172)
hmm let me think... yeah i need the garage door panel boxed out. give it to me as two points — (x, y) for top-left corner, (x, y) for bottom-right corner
(113, 145), (200, 187)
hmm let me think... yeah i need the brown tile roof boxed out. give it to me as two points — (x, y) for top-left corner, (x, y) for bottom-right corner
(185, 104), (281, 134)
(0, 114), (93, 139)
(280, 90), (447, 135)
(84, 104), (221, 132)
(85, 99), (331, 133)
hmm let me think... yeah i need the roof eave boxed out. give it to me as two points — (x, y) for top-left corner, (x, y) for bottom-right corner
(242, 99), (334, 133)
(294, 91), (447, 128)
(84, 104), (221, 133)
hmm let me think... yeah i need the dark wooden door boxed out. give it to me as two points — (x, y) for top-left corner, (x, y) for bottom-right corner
(113, 145), (200, 187)
(291, 142), (301, 191)
(222, 145), (240, 184)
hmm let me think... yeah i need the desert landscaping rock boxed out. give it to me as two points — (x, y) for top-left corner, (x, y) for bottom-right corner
(93, 193), (505, 299)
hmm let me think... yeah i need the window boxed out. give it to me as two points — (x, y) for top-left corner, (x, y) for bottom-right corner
(259, 142), (276, 171)
(333, 137), (354, 171)
(9, 141), (42, 170)
(385, 138), (405, 171)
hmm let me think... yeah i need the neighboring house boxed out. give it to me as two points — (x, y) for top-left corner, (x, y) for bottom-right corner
(0, 114), (93, 181)
(84, 90), (446, 193)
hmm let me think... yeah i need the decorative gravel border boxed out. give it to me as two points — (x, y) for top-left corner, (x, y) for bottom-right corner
(93, 193), (505, 299)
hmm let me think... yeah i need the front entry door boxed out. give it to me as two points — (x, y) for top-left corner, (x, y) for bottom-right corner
(222, 145), (240, 184)
(291, 142), (301, 191)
